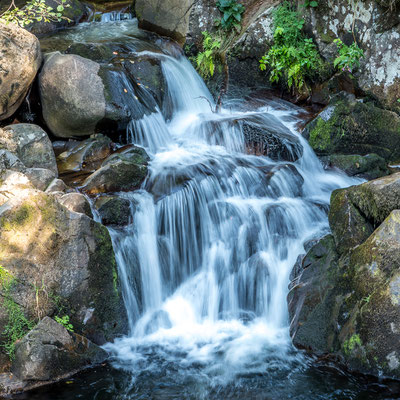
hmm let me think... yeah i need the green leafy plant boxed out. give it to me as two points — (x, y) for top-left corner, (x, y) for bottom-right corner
(1, 266), (35, 359)
(259, 3), (322, 91)
(333, 39), (364, 73)
(0, 0), (70, 27)
(303, 0), (318, 7)
(215, 0), (245, 31)
(196, 31), (222, 78)
(55, 315), (74, 332)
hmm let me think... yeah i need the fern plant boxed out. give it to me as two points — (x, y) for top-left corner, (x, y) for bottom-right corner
(196, 31), (222, 78)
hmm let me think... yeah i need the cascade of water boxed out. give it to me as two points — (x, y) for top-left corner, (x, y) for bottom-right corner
(103, 54), (359, 387)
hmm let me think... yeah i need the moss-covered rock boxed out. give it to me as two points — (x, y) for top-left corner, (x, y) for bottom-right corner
(289, 206), (400, 379)
(95, 195), (133, 226)
(329, 188), (373, 254)
(0, 189), (127, 348)
(82, 146), (149, 195)
(321, 153), (389, 180)
(304, 94), (400, 163)
(348, 172), (400, 227)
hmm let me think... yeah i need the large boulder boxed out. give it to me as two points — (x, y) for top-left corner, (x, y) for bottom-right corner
(302, 0), (400, 113)
(0, 124), (58, 175)
(304, 94), (400, 163)
(11, 317), (107, 381)
(0, 22), (42, 121)
(39, 52), (158, 138)
(135, 0), (194, 46)
(0, 188), (127, 345)
(289, 211), (400, 379)
(289, 172), (400, 380)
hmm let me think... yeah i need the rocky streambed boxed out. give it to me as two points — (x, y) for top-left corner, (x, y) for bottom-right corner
(0, 0), (400, 398)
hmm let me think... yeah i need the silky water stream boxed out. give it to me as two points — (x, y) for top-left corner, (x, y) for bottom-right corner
(14, 19), (400, 400)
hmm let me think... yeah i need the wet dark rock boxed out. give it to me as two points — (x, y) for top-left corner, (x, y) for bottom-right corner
(82, 146), (149, 195)
(56, 135), (113, 186)
(0, 22), (42, 121)
(321, 153), (389, 180)
(241, 114), (303, 162)
(95, 196), (133, 226)
(304, 93), (400, 163)
(329, 188), (373, 254)
(1, 124), (58, 175)
(11, 317), (107, 382)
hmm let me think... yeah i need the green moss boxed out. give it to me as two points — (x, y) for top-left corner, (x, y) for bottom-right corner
(343, 333), (362, 356)
(0, 203), (36, 231)
(309, 117), (332, 152)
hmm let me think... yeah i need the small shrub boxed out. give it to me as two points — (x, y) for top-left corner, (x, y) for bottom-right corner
(259, 3), (322, 91)
(0, 0), (70, 27)
(1, 266), (34, 359)
(333, 39), (364, 73)
(215, 0), (245, 31)
(55, 315), (74, 332)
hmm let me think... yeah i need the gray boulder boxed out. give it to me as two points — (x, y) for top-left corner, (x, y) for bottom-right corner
(12, 317), (107, 381)
(1, 124), (58, 175)
(0, 188), (127, 345)
(0, 22), (42, 120)
(59, 193), (93, 218)
(135, 0), (194, 46)
(39, 53), (106, 138)
(39, 53), (156, 138)
(24, 168), (57, 191)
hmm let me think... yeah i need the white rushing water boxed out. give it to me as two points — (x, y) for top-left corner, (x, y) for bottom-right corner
(103, 53), (359, 391)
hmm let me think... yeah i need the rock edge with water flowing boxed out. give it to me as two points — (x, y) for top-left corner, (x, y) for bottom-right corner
(288, 172), (400, 380)
(0, 123), (127, 394)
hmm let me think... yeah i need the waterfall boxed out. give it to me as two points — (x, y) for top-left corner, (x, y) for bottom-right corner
(103, 53), (358, 388)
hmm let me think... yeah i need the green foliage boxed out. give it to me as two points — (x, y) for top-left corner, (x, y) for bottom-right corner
(196, 31), (222, 78)
(0, 266), (34, 360)
(259, 3), (322, 90)
(55, 315), (74, 332)
(215, 0), (245, 31)
(333, 39), (364, 72)
(0, 0), (70, 27)
(303, 0), (318, 7)
(343, 333), (362, 356)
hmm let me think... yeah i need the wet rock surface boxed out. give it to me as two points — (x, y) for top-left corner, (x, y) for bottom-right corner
(82, 146), (149, 195)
